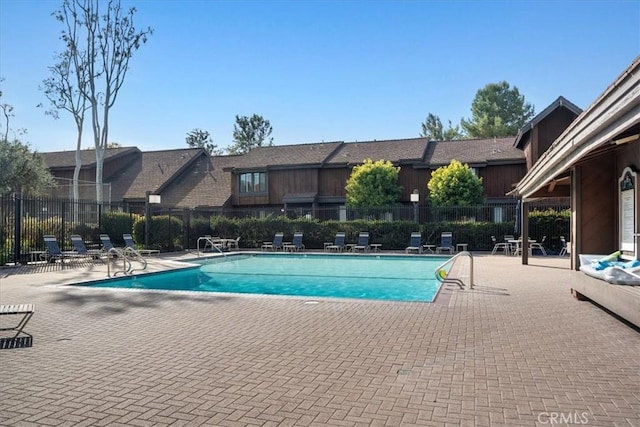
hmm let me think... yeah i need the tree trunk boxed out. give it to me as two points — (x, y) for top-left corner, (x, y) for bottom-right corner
(73, 123), (82, 222)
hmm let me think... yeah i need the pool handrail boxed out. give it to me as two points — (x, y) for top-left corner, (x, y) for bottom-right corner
(434, 251), (474, 289)
(107, 247), (132, 277)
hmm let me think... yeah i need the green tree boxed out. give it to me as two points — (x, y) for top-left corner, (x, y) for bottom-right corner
(228, 114), (273, 154)
(0, 138), (56, 195)
(53, 0), (152, 203)
(427, 159), (484, 207)
(345, 159), (402, 208)
(420, 113), (464, 141)
(185, 128), (223, 155)
(461, 81), (534, 138)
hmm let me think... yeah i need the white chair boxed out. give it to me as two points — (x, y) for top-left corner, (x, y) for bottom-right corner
(529, 236), (547, 256)
(559, 236), (570, 256)
(227, 236), (240, 250)
(491, 235), (509, 255)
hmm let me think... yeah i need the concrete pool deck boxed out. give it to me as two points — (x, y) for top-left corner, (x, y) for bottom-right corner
(0, 253), (638, 426)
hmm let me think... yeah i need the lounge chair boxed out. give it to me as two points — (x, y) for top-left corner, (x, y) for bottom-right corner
(70, 235), (104, 260)
(435, 232), (454, 254)
(491, 235), (509, 255)
(0, 304), (35, 342)
(43, 235), (77, 263)
(285, 232), (305, 252)
(326, 232), (346, 252)
(123, 234), (160, 256)
(261, 232), (284, 251)
(352, 232), (370, 252)
(405, 232), (422, 254)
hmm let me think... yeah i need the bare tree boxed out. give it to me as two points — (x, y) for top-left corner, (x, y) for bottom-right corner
(53, 0), (152, 203)
(42, 49), (90, 205)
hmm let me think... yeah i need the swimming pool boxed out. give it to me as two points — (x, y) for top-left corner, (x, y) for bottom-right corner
(81, 253), (450, 302)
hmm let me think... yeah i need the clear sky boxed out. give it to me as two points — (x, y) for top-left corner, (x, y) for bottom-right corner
(0, 0), (638, 154)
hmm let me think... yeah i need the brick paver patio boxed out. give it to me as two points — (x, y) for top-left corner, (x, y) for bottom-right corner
(0, 254), (638, 426)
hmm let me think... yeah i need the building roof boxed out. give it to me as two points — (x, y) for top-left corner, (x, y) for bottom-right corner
(108, 148), (206, 200)
(230, 142), (343, 170)
(41, 147), (140, 169)
(161, 155), (240, 208)
(514, 56), (640, 199)
(325, 137), (429, 165)
(425, 137), (524, 166)
(513, 96), (583, 149)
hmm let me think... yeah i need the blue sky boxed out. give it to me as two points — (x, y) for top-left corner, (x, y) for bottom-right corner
(0, 0), (638, 153)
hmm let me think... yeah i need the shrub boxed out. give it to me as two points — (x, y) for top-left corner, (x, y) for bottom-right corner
(100, 211), (138, 246)
(133, 215), (183, 251)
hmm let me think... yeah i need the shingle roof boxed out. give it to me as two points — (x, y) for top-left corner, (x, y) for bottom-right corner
(230, 142), (343, 170)
(325, 138), (429, 165)
(425, 137), (524, 166)
(41, 147), (139, 168)
(161, 155), (240, 208)
(514, 96), (582, 148)
(108, 148), (205, 200)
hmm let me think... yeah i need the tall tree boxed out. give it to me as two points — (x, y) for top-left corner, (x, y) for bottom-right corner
(185, 128), (223, 155)
(53, 0), (152, 203)
(420, 113), (464, 141)
(461, 81), (534, 138)
(427, 159), (484, 207)
(345, 159), (402, 208)
(42, 49), (90, 204)
(228, 114), (273, 154)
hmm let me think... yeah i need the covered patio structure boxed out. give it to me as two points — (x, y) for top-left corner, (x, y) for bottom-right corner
(512, 55), (640, 326)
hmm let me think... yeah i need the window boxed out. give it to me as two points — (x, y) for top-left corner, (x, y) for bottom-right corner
(239, 172), (266, 194)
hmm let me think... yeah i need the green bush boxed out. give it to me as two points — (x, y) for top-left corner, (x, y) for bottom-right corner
(133, 215), (183, 251)
(100, 211), (139, 246)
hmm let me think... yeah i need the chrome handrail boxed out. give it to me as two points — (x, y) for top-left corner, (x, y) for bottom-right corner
(107, 247), (131, 277)
(434, 251), (474, 289)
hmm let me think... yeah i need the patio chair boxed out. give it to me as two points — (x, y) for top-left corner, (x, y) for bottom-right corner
(435, 232), (454, 254)
(70, 235), (104, 260)
(559, 236), (570, 256)
(261, 232), (284, 251)
(326, 232), (346, 252)
(529, 236), (547, 256)
(491, 235), (509, 255)
(352, 232), (370, 252)
(226, 236), (241, 250)
(43, 235), (77, 263)
(405, 232), (422, 254)
(504, 235), (516, 254)
(123, 234), (160, 256)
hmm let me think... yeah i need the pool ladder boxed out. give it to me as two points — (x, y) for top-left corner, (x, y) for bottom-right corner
(434, 251), (474, 289)
(107, 247), (147, 277)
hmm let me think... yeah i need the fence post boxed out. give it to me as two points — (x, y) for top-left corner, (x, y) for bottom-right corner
(61, 199), (66, 250)
(13, 193), (21, 265)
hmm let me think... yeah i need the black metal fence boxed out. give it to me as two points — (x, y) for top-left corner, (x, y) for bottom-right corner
(1, 194), (570, 266)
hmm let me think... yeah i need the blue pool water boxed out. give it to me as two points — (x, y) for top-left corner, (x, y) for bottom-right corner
(82, 254), (450, 302)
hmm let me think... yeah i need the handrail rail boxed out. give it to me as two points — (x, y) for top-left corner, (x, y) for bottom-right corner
(434, 251), (474, 289)
(107, 248), (131, 277)
(123, 247), (147, 273)
(106, 247), (147, 277)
